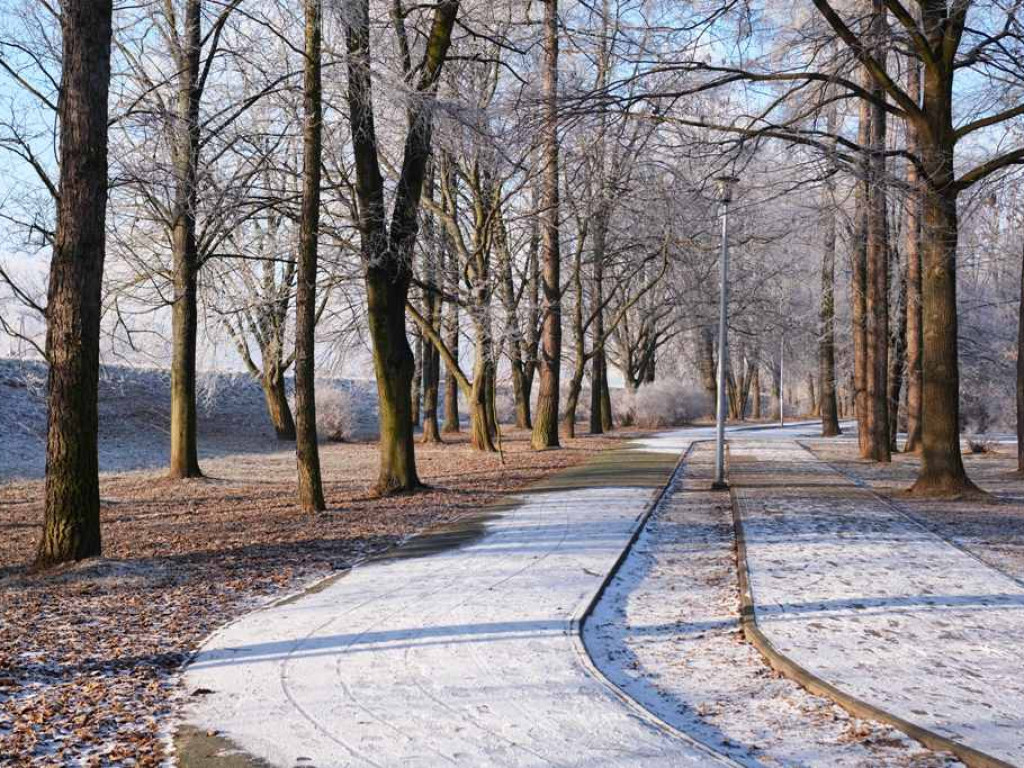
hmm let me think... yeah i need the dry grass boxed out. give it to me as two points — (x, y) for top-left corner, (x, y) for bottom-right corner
(0, 428), (638, 766)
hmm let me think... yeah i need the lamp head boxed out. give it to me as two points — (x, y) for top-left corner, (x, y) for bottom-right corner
(714, 175), (740, 204)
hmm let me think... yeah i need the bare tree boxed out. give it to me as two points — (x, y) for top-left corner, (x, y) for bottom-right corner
(295, 0), (326, 512)
(36, 0), (113, 566)
(531, 0), (562, 450)
(343, 0), (459, 493)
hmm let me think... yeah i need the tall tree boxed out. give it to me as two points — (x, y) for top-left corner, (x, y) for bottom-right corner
(902, 57), (923, 453)
(532, 0), (562, 450)
(345, 0), (459, 493)
(1018, 240), (1024, 473)
(294, 0), (326, 512)
(862, 0), (890, 462)
(818, 105), (841, 437)
(807, 0), (1024, 492)
(36, 0), (114, 566)
(168, 0), (205, 479)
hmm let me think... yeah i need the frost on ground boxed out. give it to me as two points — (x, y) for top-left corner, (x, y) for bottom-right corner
(182, 435), (731, 768)
(804, 438), (1024, 583)
(0, 428), (632, 767)
(730, 440), (1024, 765)
(0, 357), (380, 481)
(585, 441), (961, 768)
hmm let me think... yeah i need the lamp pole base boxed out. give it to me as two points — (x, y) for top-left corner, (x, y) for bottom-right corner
(711, 480), (729, 492)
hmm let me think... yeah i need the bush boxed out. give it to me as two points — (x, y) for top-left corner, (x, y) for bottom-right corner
(966, 438), (998, 455)
(613, 380), (710, 428)
(314, 381), (360, 442)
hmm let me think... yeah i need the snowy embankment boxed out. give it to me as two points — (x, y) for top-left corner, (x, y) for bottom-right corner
(0, 357), (378, 481)
(585, 440), (960, 767)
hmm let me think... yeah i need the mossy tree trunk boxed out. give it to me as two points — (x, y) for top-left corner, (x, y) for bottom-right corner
(344, 0), (458, 493)
(262, 367), (296, 441)
(36, 0), (113, 567)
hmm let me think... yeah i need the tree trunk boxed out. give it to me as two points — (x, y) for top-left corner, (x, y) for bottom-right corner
(442, 292), (460, 433)
(531, 0), (561, 450)
(852, 85), (871, 456)
(294, 0), (326, 512)
(1017, 241), (1024, 472)
(411, 324), (422, 425)
(421, 277), (442, 444)
(262, 368), (296, 441)
(819, 114), (841, 437)
(469, 312), (497, 452)
(909, 149), (972, 494)
(889, 248), (907, 451)
(903, 59), (924, 453)
(751, 364), (762, 420)
(168, 0), (204, 479)
(863, 2), (891, 462)
(807, 372), (818, 417)
(588, 211), (608, 435)
(769, 360), (781, 421)
(496, 206), (532, 431)
(36, 0), (113, 566)
(345, 0), (456, 493)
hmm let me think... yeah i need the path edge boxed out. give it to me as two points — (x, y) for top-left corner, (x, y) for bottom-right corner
(728, 457), (1014, 768)
(569, 439), (742, 768)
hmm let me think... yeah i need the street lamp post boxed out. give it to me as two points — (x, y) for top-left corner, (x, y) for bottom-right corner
(712, 175), (738, 491)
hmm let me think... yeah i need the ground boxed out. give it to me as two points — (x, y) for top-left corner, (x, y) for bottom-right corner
(5, 397), (1024, 767)
(0, 426), (633, 766)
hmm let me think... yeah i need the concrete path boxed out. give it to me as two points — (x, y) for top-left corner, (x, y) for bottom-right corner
(730, 439), (1024, 766)
(179, 432), (736, 767)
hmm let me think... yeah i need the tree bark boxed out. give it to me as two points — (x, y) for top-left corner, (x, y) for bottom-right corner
(908, 4), (975, 495)
(294, 0), (326, 512)
(819, 108), (841, 437)
(345, 0), (457, 493)
(850, 73), (872, 456)
(411, 324), (423, 426)
(903, 58), (924, 453)
(889, 247), (907, 451)
(531, 0), (561, 450)
(751, 363), (762, 420)
(862, 0), (891, 462)
(36, 0), (113, 566)
(1017, 240), (1024, 472)
(698, 325), (718, 411)
(495, 205), (532, 430)
(769, 359), (781, 421)
(442, 286), (461, 433)
(421, 218), (443, 444)
(168, 0), (204, 479)
(262, 367), (296, 441)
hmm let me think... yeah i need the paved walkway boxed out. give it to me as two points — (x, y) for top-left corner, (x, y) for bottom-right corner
(731, 439), (1024, 766)
(180, 432), (735, 767)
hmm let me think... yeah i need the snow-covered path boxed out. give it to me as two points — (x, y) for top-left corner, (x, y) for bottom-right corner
(731, 439), (1024, 766)
(179, 432), (736, 767)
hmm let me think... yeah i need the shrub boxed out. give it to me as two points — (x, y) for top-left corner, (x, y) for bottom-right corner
(613, 380), (710, 428)
(314, 382), (360, 442)
(966, 438), (997, 455)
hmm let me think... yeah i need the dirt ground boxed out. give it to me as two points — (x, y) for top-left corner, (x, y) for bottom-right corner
(803, 439), (1024, 582)
(0, 429), (636, 767)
